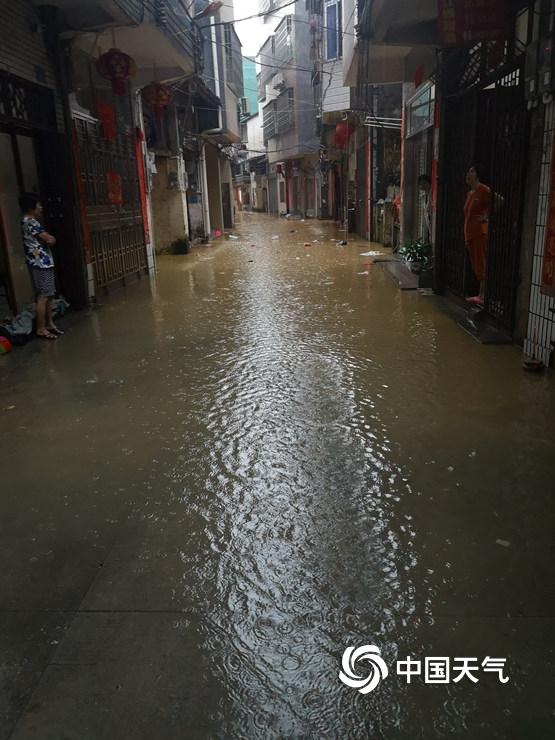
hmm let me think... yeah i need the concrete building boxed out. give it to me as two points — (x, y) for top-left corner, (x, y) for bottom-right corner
(346, 0), (555, 364)
(195, 0), (243, 236)
(258, 3), (320, 217)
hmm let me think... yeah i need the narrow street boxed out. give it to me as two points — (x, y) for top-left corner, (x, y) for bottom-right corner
(1, 213), (554, 739)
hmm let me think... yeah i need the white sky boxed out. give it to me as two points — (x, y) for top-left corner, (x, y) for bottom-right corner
(231, 0), (271, 57)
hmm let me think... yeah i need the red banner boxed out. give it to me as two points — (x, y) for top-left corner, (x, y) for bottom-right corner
(135, 130), (151, 245)
(542, 129), (555, 298)
(438, 0), (507, 46)
(106, 170), (123, 207)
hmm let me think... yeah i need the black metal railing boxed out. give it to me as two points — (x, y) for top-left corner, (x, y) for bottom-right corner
(155, 0), (202, 70)
(0, 71), (57, 131)
(114, 0), (145, 24)
(224, 23), (244, 98)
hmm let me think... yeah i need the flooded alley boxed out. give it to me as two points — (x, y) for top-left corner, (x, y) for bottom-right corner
(1, 214), (554, 739)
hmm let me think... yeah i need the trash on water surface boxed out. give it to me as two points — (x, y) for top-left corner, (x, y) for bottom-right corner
(272, 235), (280, 240)
(496, 539), (511, 548)
(337, 240), (348, 246)
(357, 271), (369, 275)
(360, 251), (384, 257)
(228, 234), (239, 240)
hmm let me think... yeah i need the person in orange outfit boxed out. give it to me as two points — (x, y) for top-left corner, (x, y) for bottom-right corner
(464, 164), (492, 306)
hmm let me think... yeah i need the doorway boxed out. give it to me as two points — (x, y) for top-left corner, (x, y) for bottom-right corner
(0, 130), (40, 313)
(439, 54), (528, 333)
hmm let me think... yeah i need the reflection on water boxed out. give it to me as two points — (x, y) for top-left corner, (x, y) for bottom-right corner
(1, 214), (554, 739)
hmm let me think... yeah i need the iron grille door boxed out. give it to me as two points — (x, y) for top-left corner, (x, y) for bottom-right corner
(75, 117), (147, 291)
(484, 68), (528, 331)
(36, 131), (88, 308)
(441, 91), (479, 298)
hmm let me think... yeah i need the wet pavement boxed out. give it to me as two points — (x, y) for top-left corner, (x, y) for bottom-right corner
(1, 213), (554, 739)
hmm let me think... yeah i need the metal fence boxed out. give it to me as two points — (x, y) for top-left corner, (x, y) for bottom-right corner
(524, 101), (555, 365)
(224, 23), (244, 98)
(74, 117), (147, 290)
(437, 42), (529, 333)
(262, 88), (295, 142)
(155, 0), (201, 69)
(0, 71), (57, 132)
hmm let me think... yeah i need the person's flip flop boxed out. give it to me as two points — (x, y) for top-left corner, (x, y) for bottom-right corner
(465, 296), (484, 306)
(48, 327), (65, 335)
(37, 331), (57, 340)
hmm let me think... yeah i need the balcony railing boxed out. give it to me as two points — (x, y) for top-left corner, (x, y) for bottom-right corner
(155, 0), (202, 69)
(262, 87), (294, 142)
(258, 15), (294, 91)
(263, 103), (276, 142)
(224, 23), (244, 98)
(257, 73), (266, 102)
(114, 0), (145, 24)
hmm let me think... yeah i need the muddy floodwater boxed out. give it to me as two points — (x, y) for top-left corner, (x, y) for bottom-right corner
(1, 214), (554, 739)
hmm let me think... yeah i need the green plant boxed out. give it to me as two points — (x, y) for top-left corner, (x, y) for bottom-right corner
(399, 240), (433, 268)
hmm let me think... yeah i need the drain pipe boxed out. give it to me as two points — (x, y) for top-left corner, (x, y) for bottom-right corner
(199, 141), (212, 238)
(210, 17), (223, 130)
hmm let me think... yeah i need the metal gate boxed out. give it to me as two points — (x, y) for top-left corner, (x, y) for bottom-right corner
(438, 46), (528, 333)
(483, 67), (529, 329)
(404, 128), (433, 243)
(74, 116), (147, 291)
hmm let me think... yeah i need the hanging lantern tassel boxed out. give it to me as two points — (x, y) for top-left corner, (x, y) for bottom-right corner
(142, 82), (173, 121)
(96, 48), (137, 96)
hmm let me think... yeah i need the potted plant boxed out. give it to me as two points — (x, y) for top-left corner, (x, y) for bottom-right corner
(399, 240), (433, 274)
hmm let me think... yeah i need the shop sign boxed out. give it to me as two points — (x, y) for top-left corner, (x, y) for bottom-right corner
(438, 0), (507, 46)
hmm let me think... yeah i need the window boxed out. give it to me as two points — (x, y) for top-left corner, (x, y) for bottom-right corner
(406, 84), (436, 138)
(325, 0), (343, 60)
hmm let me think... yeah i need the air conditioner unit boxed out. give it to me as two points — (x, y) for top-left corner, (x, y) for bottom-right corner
(272, 73), (285, 90)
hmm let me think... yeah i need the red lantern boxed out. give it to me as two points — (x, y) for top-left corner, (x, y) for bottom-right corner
(334, 121), (355, 150)
(142, 82), (173, 120)
(96, 48), (137, 96)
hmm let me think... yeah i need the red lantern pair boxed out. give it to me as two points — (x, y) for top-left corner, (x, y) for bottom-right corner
(142, 82), (173, 120)
(96, 48), (137, 96)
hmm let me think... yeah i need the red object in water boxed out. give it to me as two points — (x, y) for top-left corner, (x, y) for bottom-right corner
(142, 82), (173, 120)
(0, 336), (13, 354)
(96, 48), (137, 96)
